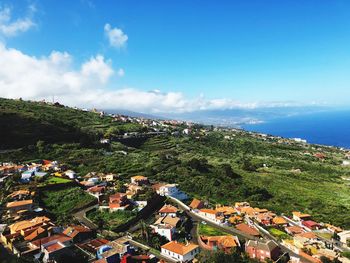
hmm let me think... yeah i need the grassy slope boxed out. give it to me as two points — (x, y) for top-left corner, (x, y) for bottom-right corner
(0, 98), (143, 149)
(1, 98), (350, 228)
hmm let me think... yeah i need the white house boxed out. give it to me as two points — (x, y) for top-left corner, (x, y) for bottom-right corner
(65, 170), (76, 179)
(339, 231), (350, 247)
(198, 209), (223, 224)
(158, 184), (188, 200)
(105, 173), (117, 182)
(150, 223), (176, 241)
(159, 204), (178, 217)
(161, 241), (199, 262)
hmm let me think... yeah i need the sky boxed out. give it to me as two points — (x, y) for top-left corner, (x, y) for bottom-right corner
(0, 0), (350, 113)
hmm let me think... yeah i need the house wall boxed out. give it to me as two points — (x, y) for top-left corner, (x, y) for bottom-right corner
(161, 247), (199, 262)
(246, 246), (279, 261)
(161, 248), (184, 261)
(153, 227), (173, 241)
(198, 211), (216, 222)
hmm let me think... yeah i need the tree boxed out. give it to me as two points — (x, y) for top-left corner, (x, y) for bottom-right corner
(218, 164), (241, 179)
(151, 236), (161, 250)
(139, 220), (149, 243)
(36, 140), (45, 154)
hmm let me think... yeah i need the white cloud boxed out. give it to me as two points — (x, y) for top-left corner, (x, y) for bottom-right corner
(104, 23), (128, 48)
(81, 55), (113, 83)
(0, 5), (36, 37)
(0, 43), (313, 114)
(0, 43), (114, 99)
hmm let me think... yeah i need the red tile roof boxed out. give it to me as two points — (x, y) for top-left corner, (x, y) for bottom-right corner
(6, 199), (33, 208)
(161, 241), (198, 255)
(31, 234), (72, 248)
(63, 225), (91, 238)
(302, 220), (319, 229)
(189, 199), (203, 209)
(159, 204), (178, 214)
(235, 223), (260, 236)
(199, 209), (217, 215)
(45, 242), (64, 253)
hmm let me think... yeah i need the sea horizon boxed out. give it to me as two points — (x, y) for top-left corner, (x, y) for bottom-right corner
(242, 110), (350, 149)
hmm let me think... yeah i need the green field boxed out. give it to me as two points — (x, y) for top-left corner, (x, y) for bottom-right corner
(41, 187), (96, 223)
(87, 209), (136, 230)
(198, 222), (229, 236)
(38, 176), (72, 186)
(268, 228), (291, 240)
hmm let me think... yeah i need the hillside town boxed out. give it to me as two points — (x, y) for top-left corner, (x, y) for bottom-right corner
(1, 157), (350, 263)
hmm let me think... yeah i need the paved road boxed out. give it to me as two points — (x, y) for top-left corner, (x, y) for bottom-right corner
(73, 204), (99, 230)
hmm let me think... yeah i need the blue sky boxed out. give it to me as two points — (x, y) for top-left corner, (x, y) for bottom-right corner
(1, 0), (350, 113)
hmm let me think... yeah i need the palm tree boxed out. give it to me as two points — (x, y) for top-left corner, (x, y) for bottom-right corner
(152, 236), (161, 250)
(139, 219), (149, 243)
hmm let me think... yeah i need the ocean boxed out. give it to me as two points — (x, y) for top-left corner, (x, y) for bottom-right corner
(242, 110), (350, 149)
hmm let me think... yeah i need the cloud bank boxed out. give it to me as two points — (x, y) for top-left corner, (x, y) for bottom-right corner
(0, 43), (313, 114)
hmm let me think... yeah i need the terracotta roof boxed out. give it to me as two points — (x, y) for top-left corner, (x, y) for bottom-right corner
(161, 241), (198, 255)
(9, 216), (50, 233)
(302, 220), (319, 228)
(272, 216), (288, 225)
(155, 215), (181, 227)
(325, 224), (343, 233)
(257, 213), (273, 221)
(285, 226), (304, 235)
(299, 251), (322, 263)
(6, 199), (33, 208)
(7, 190), (31, 198)
(189, 198), (203, 209)
(235, 202), (250, 208)
(235, 223), (260, 236)
(229, 215), (242, 224)
(77, 238), (109, 252)
(45, 242), (65, 253)
(63, 225), (91, 237)
(254, 208), (269, 213)
(295, 232), (317, 239)
(215, 206), (236, 215)
(31, 234), (72, 248)
(110, 193), (126, 200)
(24, 227), (46, 241)
(87, 186), (105, 193)
(200, 209), (217, 215)
(292, 211), (311, 219)
(240, 206), (256, 216)
(246, 240), (279, 252)
(159, 204), (178, 214)
(131, 175), (148, 180)
(202, 235), (238, 248)
(152, 183), (166, 191)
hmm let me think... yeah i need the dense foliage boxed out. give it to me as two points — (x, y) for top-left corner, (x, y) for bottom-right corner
(41, 187), (96, 223)
(87, 209), (137, 230)
(0, 98), (144, 149)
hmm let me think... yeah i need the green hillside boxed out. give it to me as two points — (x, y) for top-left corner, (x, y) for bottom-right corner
(0, 98), (144, 149)
(1, 98), (350, 228)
